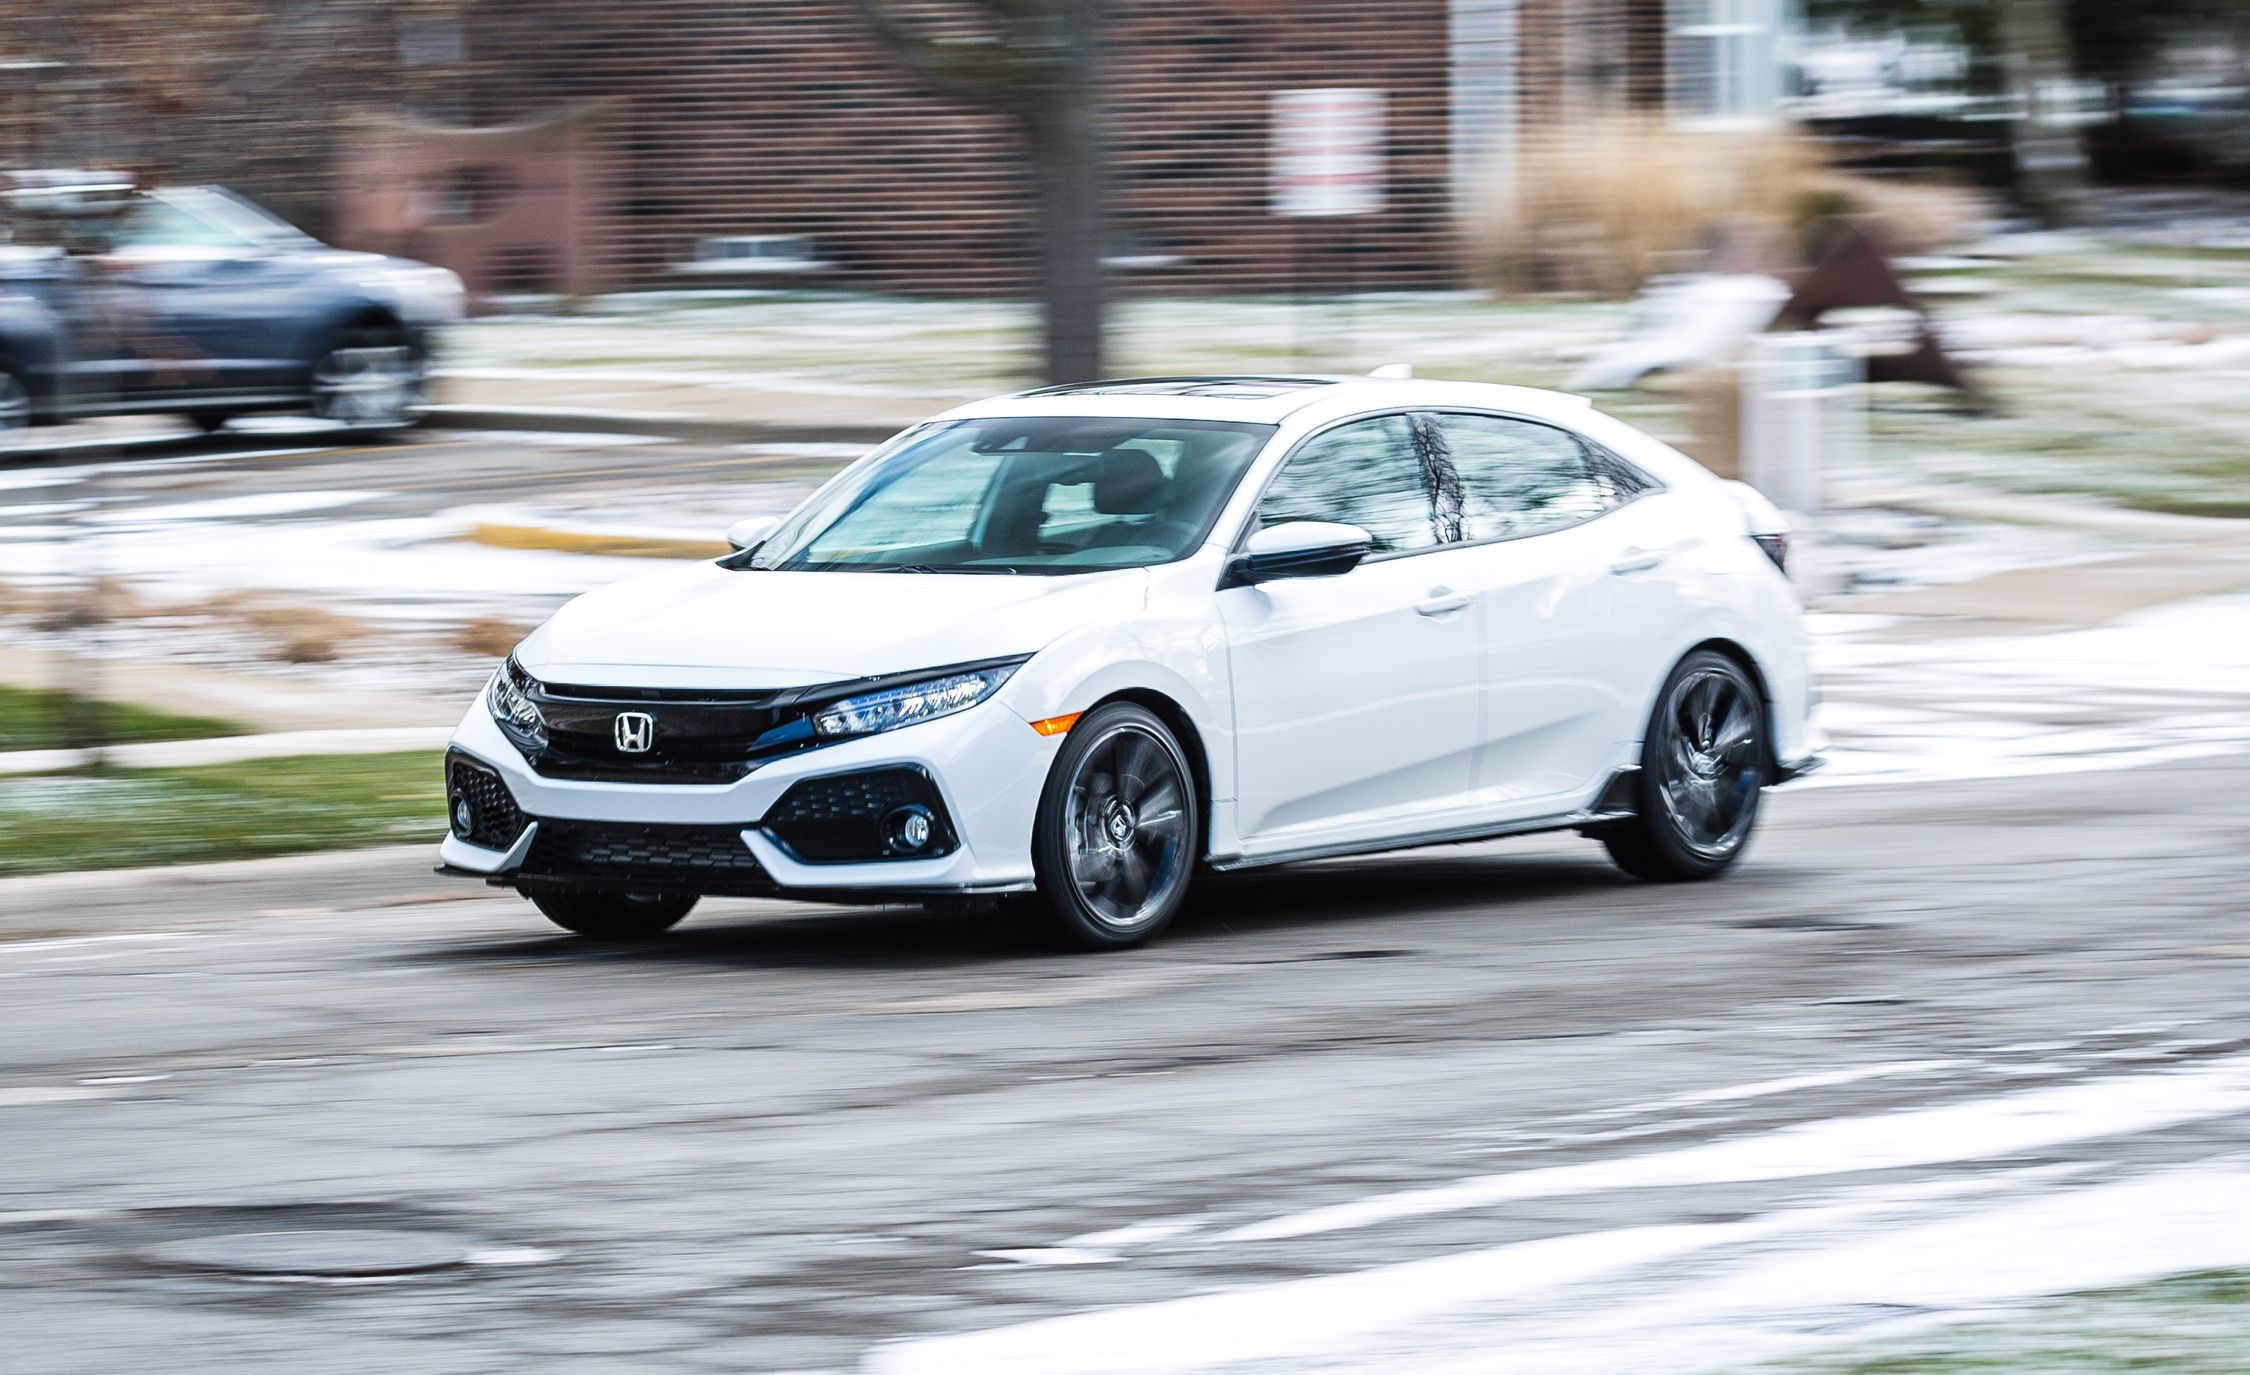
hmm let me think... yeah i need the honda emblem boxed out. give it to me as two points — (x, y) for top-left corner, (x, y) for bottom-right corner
(613, 711), (656, 754)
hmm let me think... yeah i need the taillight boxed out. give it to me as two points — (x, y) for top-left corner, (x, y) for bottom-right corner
(1752, 531), (1789, 575)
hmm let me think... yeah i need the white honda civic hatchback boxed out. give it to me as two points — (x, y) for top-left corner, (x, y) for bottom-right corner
(441, 375), (1822, 949)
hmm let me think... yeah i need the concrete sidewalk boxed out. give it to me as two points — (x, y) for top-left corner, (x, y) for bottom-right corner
(1833, 480), (2250, 632)
(0, 844), (484, 941)
(0, 647), (461, 734)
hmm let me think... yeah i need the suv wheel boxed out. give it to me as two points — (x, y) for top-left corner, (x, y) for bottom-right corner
(528, 889), (696, 940)
(0, 369), (30, 447)
(1031, 703), (1200, 950)
(311, 327), (423, 429)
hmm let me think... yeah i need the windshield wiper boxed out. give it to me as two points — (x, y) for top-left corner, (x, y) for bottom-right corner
(879, 563), (1023, 575)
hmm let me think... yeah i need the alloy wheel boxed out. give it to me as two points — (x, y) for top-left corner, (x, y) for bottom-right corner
(1063, 722), (1192, 934)
(1655, 665), (1762, 860)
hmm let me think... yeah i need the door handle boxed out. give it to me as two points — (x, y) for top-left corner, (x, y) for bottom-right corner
(1415, 587), (1472, 618)
(1609, 547), (1666, 575)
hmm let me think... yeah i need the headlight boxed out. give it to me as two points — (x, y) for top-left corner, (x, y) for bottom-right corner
(381, 265), (466, 324)
(813, 665), (1018, 739)
(488, 657), (547, 744)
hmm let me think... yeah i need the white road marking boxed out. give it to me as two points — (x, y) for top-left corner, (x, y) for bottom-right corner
(1212, 1053), (2250, 1244)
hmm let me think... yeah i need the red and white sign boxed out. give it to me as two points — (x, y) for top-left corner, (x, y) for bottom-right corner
(1270, 88), (1386, 219)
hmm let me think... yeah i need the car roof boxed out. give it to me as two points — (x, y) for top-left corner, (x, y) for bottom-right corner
(934, 375), (1597, 428)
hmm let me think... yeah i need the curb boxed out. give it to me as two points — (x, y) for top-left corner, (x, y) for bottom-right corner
(0, 843), (475, 942)
(422, 404), (903, 447)
(465, 520), (731, 560)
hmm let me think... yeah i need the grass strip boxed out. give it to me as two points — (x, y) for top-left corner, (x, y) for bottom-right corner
(1770, 1269), (2250, 1374)
(0, 685), (244, 754)
(0, 751), (445, 878)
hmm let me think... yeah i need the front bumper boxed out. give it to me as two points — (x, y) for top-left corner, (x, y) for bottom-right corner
(437, 689), (1059, 897)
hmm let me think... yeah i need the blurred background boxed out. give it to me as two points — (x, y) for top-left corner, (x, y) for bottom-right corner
(4, 5), (2250, 1374)
(7, 0), (2250, 862)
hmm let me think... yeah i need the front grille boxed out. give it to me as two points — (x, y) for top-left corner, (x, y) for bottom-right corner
(518, 817), (772, 896)
(761, 767), (958, 863)
(447, 753), (525, 850)
(518, 682), (817, 784)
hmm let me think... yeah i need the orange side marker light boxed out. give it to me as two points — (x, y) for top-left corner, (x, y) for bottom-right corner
(1030, 712), (1082, 737)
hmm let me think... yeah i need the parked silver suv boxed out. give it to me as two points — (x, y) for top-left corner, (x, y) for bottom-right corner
(0, 172), (463, 438)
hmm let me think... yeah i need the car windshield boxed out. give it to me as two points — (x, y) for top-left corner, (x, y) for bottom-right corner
(747, 416), (1274, 574)
(109, 188), (315, 253)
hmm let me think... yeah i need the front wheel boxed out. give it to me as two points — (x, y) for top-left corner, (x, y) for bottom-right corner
(0, 368), (30, 450)
(528, 889), (696, 940)
(1031, 703), (1200, 951)
(310, 328), (424, 429)
(1603, 650), (1767, 882)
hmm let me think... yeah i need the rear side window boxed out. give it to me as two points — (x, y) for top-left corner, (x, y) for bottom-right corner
(1437, 413), (1618, 543)
(1256, 414), (1439, 554)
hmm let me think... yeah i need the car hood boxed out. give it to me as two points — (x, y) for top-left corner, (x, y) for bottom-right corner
(515, 562), (1151, 689)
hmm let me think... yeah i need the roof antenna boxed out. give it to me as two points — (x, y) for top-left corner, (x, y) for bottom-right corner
(1367, 363), (1413, 379)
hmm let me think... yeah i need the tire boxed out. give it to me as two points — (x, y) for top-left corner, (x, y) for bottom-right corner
(1031, 702), (1200, 951)
(1603, 650), (1767, 882)
(528, 888), (696, 940)
(309, 325), (424, 430)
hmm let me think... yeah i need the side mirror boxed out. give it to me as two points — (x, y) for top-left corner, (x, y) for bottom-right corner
(725, 515), (781, 553)
(1223, 521), (1373, 588)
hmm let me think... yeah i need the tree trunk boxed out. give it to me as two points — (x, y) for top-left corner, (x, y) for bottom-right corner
(1025, 0), (1105, 384)
(1993, 0), (2089, 226)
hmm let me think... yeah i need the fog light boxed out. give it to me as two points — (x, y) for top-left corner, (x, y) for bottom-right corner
(883, 804), (936, 854)
(453, 798), (475, 837)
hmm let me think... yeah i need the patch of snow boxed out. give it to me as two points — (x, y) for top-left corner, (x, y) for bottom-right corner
(1211, 1052), (2250, 1244)
(90, 490), (378, 524)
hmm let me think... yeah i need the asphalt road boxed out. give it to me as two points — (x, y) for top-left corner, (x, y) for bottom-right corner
(5, 753), (2249, 1374)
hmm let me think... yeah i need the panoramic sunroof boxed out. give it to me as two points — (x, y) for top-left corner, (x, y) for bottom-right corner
(1021, 376), (1341, 400)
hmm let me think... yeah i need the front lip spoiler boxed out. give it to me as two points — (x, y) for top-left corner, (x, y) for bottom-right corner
(432, 862), (1033, 903)
(1772, 753), (1827, 785)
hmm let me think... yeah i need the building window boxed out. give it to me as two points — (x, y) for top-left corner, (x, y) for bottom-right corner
(1449, 0), (1520, 213)
(1669, 0), (1788, 126)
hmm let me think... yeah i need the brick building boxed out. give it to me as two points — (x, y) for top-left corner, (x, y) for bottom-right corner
(2, 1), (1795, 296)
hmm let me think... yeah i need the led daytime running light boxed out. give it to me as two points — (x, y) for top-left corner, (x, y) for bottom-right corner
(813, 666), (1016, 739)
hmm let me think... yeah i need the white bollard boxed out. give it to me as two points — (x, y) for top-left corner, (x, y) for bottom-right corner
(1740, 330), (1865, 520)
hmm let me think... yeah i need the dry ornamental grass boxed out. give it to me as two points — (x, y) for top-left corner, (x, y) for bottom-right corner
(1461, 116), (1982, 297)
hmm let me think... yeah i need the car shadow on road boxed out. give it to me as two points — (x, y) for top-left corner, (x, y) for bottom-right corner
(1177, 851), (1630, 943)
(399, 848), (1632, 972)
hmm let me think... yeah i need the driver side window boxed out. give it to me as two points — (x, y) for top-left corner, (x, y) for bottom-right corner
(1256, 415), (1438, 555)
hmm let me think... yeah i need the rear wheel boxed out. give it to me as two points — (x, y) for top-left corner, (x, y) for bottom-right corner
(528, 889), (696, 940)
(1603, 650), (1766, 882)
(1031, 703), (1199, 951)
